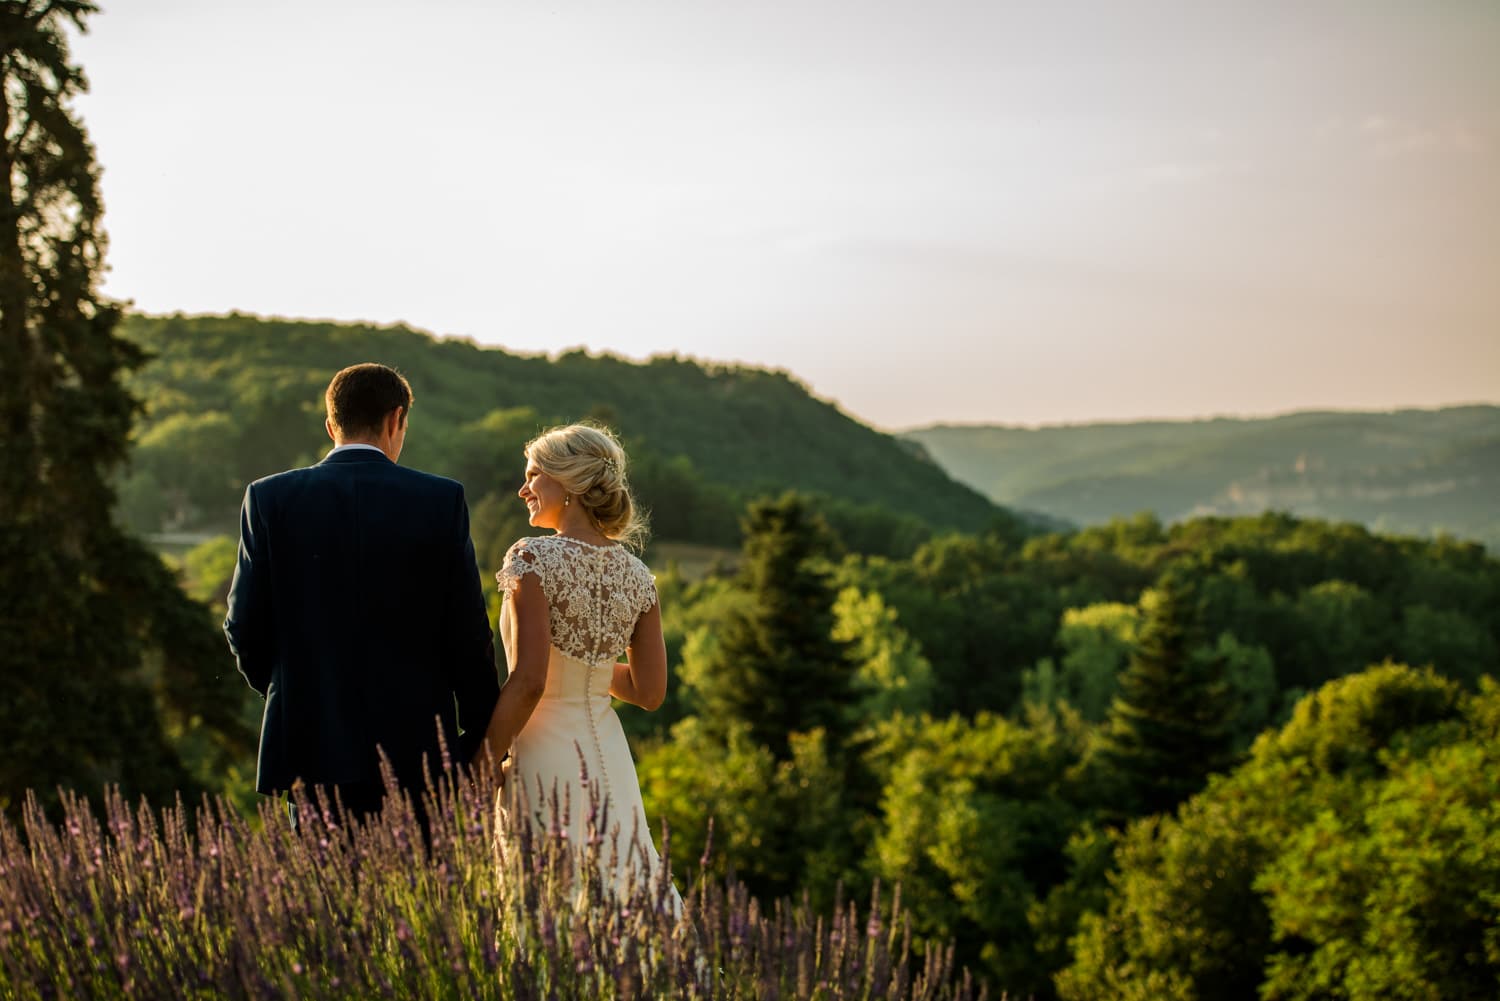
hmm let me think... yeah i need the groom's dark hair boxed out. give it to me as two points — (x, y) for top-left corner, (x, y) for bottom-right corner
(325, 363), (413, 439)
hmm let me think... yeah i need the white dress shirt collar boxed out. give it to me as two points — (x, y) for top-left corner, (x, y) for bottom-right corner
(326, 443), (385, 458)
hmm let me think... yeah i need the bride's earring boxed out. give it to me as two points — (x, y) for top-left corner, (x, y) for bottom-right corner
(563, 495), (571, 507)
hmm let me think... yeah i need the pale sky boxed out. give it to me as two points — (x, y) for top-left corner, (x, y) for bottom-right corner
(72, 1), (1499, 429)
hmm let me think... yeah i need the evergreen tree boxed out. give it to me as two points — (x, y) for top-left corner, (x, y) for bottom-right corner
(1097, 570), (1235, 818)
(694, 493), (855, 758)
(0, 1), (251, 819)
(683, 493), (867, 902)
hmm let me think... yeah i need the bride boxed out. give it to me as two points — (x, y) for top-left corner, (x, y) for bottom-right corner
(475, 422), (677, 904)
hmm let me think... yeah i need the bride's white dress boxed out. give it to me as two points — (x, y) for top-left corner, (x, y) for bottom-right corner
(495, 535), (677, 904)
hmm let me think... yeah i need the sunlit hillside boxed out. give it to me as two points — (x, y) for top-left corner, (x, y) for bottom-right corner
(118, 313), (1019, 559)
(906, 407), (1500, 550)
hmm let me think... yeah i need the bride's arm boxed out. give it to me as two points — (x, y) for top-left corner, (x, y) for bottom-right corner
(610, 603), (667, 711)
(473, 571), (550, 767)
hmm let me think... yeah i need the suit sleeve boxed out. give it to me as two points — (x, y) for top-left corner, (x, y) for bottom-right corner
(445, 486), (501, 762)
(223, 483), (273, 696)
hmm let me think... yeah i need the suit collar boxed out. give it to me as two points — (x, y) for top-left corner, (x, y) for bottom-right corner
(318, 448), (395, 466)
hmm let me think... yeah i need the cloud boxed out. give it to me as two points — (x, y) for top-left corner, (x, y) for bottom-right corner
(1345, 114), (1490, 159)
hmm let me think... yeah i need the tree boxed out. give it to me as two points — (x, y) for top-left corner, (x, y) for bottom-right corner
(636, 717), (860, 909)
(129, 410), (238, 528)
(674, 494), (872, 905)
(1287, 579), (1388, 690)
(831, 585), (936, 720)
(691, 493), (856, 757)
(1397, 603), (1499, 687)
(0, 1), (251, 818)
(1058, 666), (1491, 1001)
(1057, 796), (1276, 1001)
(1022, 602), (1140, 721)
(1257, 731), (1500, 1001)
(1255, 661), (1462, 778)
(899, 532), (1061, 714)
(1096, 571), (1235, 818)
(869, 707), (1093, 996)
(0, 1), (123, 529)
(1211, 631), (1278, 750)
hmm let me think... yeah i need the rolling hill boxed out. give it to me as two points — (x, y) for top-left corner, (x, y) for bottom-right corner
(904, 407), (1500, 549)
(117, 313), (1011, 555)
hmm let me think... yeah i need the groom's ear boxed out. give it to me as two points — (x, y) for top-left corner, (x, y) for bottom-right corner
(325, 417), (338, 443)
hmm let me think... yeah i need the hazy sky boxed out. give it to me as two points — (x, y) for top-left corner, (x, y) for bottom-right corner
(72, 1), (1499, 428)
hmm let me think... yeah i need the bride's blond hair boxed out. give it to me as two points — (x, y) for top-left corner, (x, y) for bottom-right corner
(525, 422), (649, 550)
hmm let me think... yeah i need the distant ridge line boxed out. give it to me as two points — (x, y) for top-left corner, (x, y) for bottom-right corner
(904, 402), (1500, 435)
(903, 406), (1500, 552)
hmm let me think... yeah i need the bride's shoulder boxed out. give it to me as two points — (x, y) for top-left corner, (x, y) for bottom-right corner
(507, 534), (563, 553)
(502, 535), (541, 559)
(498, 535), (556, 579)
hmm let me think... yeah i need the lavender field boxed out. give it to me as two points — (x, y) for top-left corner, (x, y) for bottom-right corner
(0, 757), (983, 1000)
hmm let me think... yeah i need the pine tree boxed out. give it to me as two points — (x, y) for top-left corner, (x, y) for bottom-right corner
(687, 493), (870, 902)
(0, 1), (251, 819)
(694, 493), (856, 758)
(1098, 569), (1235, 818)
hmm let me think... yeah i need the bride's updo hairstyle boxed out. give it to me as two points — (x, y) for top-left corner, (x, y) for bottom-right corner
(525, 422), (648, 549)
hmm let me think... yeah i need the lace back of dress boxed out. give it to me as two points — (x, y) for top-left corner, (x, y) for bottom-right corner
(515, 538), (654, 664)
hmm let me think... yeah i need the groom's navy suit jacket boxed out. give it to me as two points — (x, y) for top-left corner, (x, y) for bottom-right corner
(224, 447), (500, 799)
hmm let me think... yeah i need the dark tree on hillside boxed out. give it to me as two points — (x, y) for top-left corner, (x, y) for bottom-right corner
(1098, 570), (1235, 819)
(695, 493), (856, 758)
(0, 1), (251, 819)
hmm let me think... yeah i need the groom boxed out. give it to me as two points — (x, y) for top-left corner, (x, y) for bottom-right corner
(224, 363), (500, 825)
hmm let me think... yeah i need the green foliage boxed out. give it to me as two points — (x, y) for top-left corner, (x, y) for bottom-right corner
(1286, 579), (1389, 688)
(690, 494), (856, 756)
(856, 532), (1063, 715)
(1257, 662), (1464, 778)
(869, 707), (1092, 996)
(128, 410), (239, 528)
(178, 535), (238, 607)
(1257, 725), (1500, 1000)
(1058, 665), (1496, 1001)
(1258, 684), (1500, 1001)
(1097, 574), (1236, 818)
(832, 586), (937, 719)
(1057, 803), (1273, 1001)
(629, 451), (742, 546)
(1022, 602), (1140, 721)
(644, 497), (872, 910)
(635, 719), (860, 910)
(1398, 603), (1500, 686)
(1026, 825), (1115, 985)
(817, 495), (936, 559)
(636, 717), (779, 887)
(0, 2), (253, 821)
(1020, 515), (1161, 594)
(116, 313), (1005, 552)
(1170, 514), (1500, 694)
(650, 572), (750, 732)
(1210, 631), (1278, 749)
